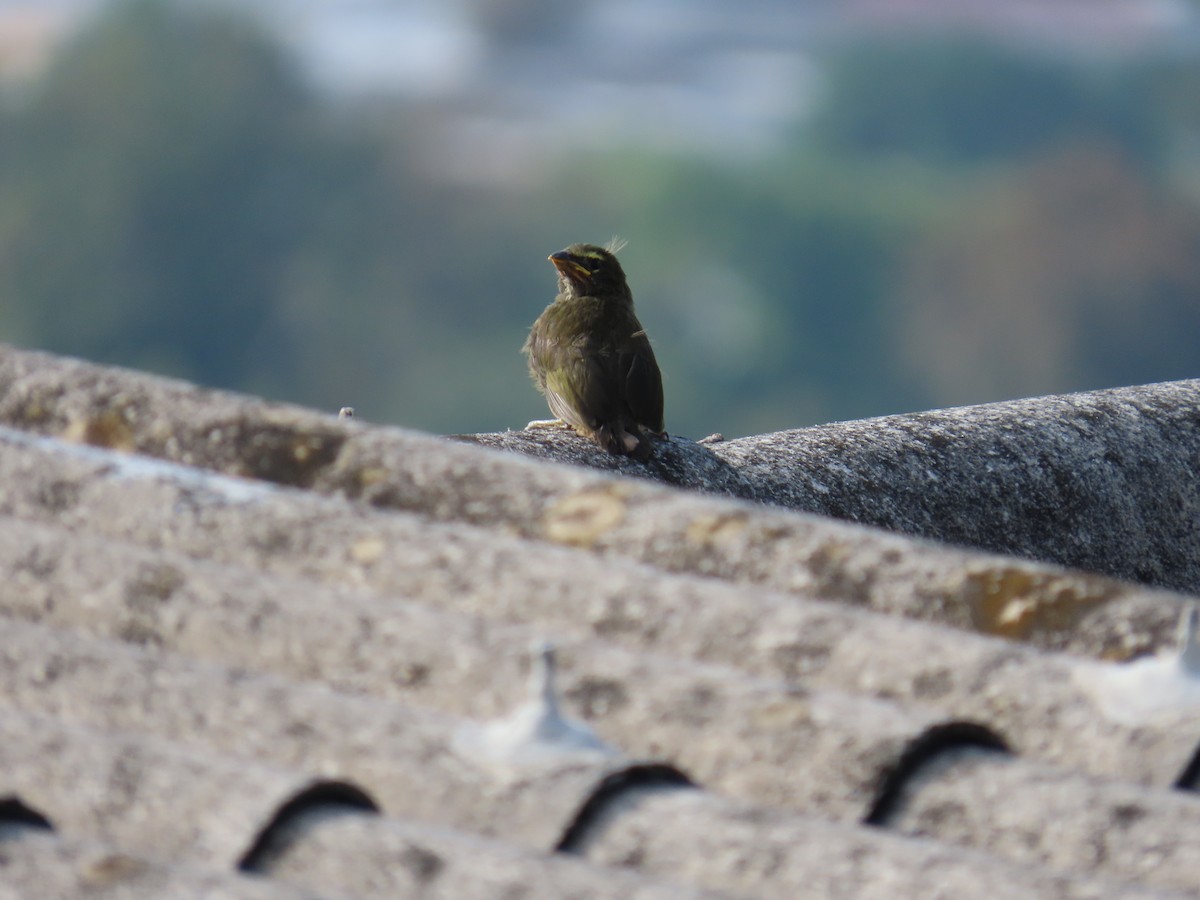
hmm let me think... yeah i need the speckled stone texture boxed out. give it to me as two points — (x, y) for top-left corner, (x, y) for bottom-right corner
(464, 380), (1200, 594)
(1, 346), (1200, 897)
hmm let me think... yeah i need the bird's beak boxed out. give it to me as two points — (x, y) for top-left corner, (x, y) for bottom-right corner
(549, 251), (591, 283)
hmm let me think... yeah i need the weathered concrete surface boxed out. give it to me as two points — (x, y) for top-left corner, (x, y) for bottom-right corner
(455, 427), (757, 500)
(716, 384), (1200, 593)
(0, 345), (1194, 655)
(0, 830), (329, 900)
(2, 435), (1198, 785)
(3, 346), (1195, 601)
(463, 381), (1200, 594)
(881, 746), (1200, 894)
(2, 345), (1200, 898)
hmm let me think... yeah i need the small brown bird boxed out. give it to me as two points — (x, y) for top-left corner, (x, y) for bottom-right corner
(523, 242), (665, 457)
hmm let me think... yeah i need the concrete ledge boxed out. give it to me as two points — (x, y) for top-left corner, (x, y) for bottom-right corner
(0, 345), (1194, 656)
(463, 381), (1200, 594)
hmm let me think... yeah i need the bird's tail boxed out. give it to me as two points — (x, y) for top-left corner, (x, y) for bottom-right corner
(596, 422), (658, 460)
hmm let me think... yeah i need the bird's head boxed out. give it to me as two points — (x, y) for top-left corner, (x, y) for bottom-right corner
(548, 243), (631, 300)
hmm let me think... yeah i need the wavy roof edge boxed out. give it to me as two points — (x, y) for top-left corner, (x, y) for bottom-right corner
(0, 345), (1198, 897)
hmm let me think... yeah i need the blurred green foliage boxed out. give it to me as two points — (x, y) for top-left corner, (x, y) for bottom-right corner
(811, 38), (1168, 166)
(2, 1), (1199, 440)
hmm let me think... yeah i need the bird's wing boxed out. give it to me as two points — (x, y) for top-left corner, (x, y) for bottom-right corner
(621, 332), (664, 433)
(542, 345), (609, 432)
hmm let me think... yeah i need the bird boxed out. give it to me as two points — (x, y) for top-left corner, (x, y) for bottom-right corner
(523, 242), (665, 458)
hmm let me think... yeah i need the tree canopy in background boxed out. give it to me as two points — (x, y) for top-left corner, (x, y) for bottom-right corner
(1, 1), (1199, 440)
(1, 1), (322, 382)
(811, 38), (1168, 166)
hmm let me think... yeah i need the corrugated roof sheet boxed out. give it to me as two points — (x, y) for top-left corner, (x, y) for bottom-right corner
(0, 345), (1197, 897)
